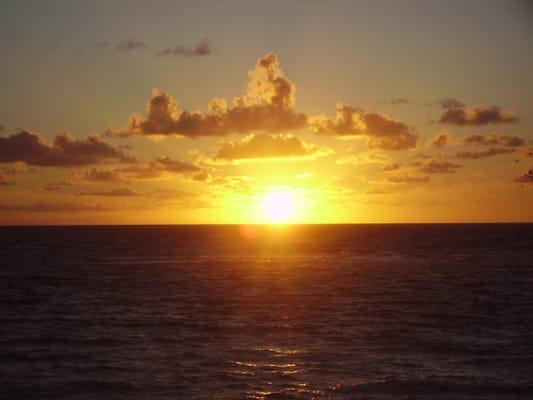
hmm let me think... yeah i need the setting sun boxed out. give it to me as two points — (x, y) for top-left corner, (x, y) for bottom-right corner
(262, 191), (293, 223)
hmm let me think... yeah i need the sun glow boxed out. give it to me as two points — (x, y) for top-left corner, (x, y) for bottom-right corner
(262, 191), (293, 223)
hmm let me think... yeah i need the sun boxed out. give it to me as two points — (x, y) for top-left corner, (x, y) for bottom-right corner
(262, 191), (293, 223)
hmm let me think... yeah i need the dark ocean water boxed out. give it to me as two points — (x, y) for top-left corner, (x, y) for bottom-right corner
(1, 224), (532, 400)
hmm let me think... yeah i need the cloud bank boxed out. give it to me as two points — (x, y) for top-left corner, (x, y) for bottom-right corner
(107, 53), (306, 137)
(309, 104), (417, 150)
(0, 131), (135, 166)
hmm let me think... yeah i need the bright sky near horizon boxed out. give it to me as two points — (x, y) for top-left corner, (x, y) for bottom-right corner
(0, 0), (532, 224)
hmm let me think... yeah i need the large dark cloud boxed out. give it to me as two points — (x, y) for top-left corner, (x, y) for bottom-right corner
(456, 147), (516, 159)
(309, 104), (417, 150)
(213, 133), (332, 161)
(0, 131), (135, 166)
(107, 53), (306, 137)
(157, 38), (211, 56)
(439, 105), (518, 126)
(461, 133), (525, 147)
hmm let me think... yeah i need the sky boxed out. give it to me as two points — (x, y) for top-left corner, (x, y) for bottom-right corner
(0, 0), (532, 224)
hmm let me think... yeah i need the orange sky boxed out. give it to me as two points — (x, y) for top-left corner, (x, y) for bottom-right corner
(0, 1), (532, 224)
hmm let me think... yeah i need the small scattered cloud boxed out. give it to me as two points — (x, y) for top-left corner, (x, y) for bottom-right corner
(408, 159), (462, 174)
(439, 97), (465, 109)
(456, 147), (516, 159)
(387, 175), (430, 184)
(439, 105), (519, 126)
(82, 168), (124, 183)
(309, 104), (417, 150)
(461, 133), (525, 147)
(157, 38), (211, 56)
(0, 173), (14, 186)
(106, 52), (306, 137)
(382, 162), (401, 171)
(378, 97), (410, 106)
(429, 131), (450, 148)
(116, 39), (147, 52)
(513, 169), (533, 184)
(0, 130), (135, 167)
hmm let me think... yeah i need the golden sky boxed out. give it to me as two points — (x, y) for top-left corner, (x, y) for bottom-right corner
(0, 1), (532, 224)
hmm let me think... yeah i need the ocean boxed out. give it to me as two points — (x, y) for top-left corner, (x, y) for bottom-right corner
(1, 224), (532, 399)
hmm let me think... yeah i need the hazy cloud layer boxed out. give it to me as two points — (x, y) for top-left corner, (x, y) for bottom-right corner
(80, 157), (202, 182)
(456, 147), (516, 159)
(157, 38), (211, 56)
(77, 188), (139, 197)
(409, 159), (462, 174)
(107, 53), (306, 137)
(461, 133), (525, 147)
(387, 175), (430, 184)
(0, 173), (14, 186)
(0, 131), (135, 166)
(439, 105), (518, 126)
(0, 202), (110, 213)
(309, 105), (417, 150)
(213, 133), (332, 161)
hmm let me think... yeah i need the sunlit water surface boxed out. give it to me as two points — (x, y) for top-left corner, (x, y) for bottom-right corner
(1, 224), (532, 399)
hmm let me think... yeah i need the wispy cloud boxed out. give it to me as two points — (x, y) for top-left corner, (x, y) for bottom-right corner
(156, 38), (211, 57)
(116, 39), (147, 52)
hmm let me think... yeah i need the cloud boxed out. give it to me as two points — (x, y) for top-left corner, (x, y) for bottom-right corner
(456, 147), (516, 159)
(366, 188), (389, 195)
(336, 150), (391, 165)
(211, 133), (332, 162)
(79, 156), (202, 181)
(0, 130), (135, 167)
(157, 38), (211, 56)
(115, 156), (202, 179)
(82, 168), (124, 183)
(439, 98), (465, 109)
(43, 181), (72, 191)
(387, 175), (430, 184)
(408, 159), (462, 174)
(461, 133), (525, 147)
(429, 131), (450, 148)
(116, 39), (147, 51)
(513, 169), (533, 184)
(309, 104), (417, 150)
(0, 202), (110, 213)
(77, 187), (139, 197)
(382, 162), (401, 171)
(378, 97), (410, 105)
(106, 52), (306, 137)
(439, 105), (519, 126)
(0, 173), (14, 186)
